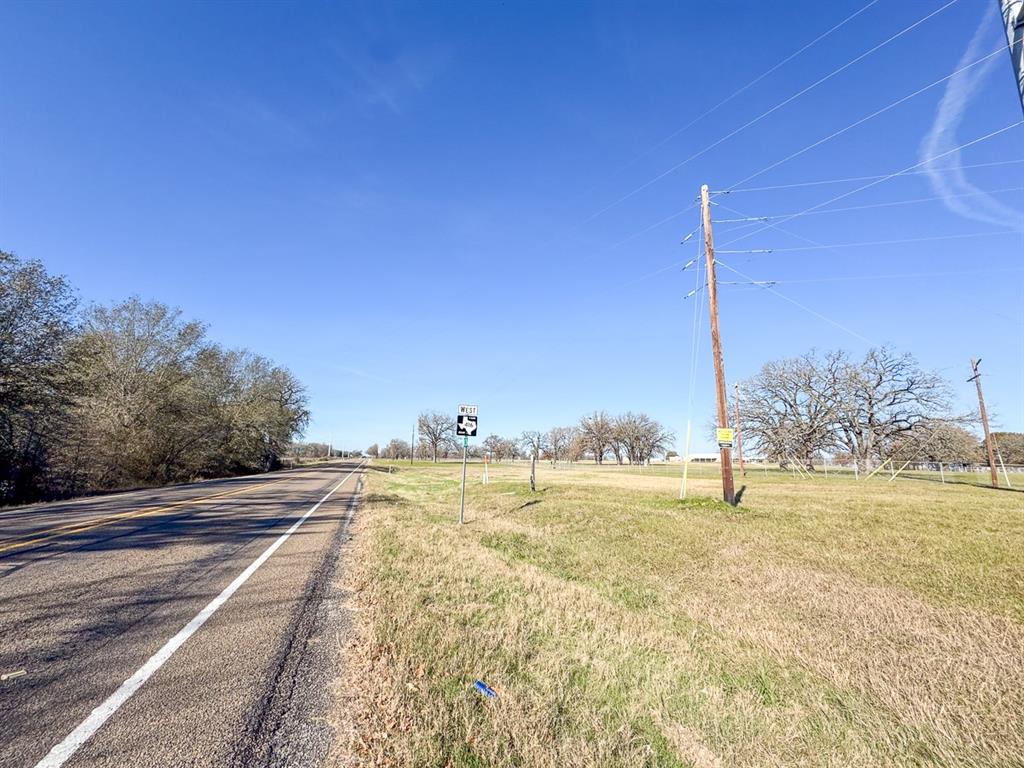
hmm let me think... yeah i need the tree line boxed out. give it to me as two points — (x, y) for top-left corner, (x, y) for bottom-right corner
(375, 410), (674, 465)
(736, 346), (1017, 470)
(1, 252), (310, 505)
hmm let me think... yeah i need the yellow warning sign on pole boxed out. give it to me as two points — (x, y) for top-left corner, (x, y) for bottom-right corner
(716, 428), (735, 448)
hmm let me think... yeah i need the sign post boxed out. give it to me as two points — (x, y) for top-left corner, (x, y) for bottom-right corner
(456, 405), (478, 524)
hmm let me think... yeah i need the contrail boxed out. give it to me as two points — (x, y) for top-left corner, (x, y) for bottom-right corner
(919, 8), (1024, 231)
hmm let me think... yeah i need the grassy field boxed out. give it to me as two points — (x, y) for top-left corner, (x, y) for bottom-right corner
(331, 460), (1024, 767)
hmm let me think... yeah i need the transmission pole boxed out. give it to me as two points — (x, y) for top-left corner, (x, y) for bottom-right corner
(701, 184), (736, 505)
(969, 358), (999, 488)
(733, 382), (746, 477)
(1000, 0), (1024, 116)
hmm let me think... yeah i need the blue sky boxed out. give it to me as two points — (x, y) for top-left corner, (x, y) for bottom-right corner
(2, 0), (1022, 452)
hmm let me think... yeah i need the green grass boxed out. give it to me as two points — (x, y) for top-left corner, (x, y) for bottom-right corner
(333, 460), (1024, 768)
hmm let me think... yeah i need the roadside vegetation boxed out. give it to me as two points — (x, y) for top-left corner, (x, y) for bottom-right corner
(0, 251), (309, 505)
(333, 460), (1024, 767)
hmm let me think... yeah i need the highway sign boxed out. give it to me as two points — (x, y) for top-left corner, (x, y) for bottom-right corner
(716, 427), (735, 448)
(456, 405), (478, 525)
(457, 415), (478, 437)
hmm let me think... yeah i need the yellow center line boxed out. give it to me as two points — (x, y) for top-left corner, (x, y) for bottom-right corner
(0, 477), (292, 555)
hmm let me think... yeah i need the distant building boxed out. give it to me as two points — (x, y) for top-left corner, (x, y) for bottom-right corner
(686, 453), (720, 463)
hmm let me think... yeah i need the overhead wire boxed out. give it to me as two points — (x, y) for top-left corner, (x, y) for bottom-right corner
(726, 266), (1024, 285)
(712, 185), (1024, 223)
(715, 120), (1024, 250)
(718, 229), (1018, 254)
(599, 0), (883, 179)
(583, 0), (962, 223)
(720, 40), (1011, 194)
(721, 158), (1024, 194)
(713, 257), (876, 344)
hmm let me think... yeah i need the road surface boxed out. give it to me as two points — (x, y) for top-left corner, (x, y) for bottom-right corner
(0, 460), (364, 768)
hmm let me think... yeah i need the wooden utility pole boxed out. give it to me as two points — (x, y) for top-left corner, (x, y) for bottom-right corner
(969, 358), (999, 488)
(701, 184), (736, 505)
(733, 382), (746, 477)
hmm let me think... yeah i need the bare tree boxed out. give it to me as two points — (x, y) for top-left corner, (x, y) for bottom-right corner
(835, 347), (952, 472)
(888, 420), (979, 467)
(615, 412), (674, 465)
(566, 433), (587, 463)
(417, 410), (455, 463)
(520, 430), (548, 459)
(578, 410), (614, 464)
(739, 352), (842, 468)
(482, 434), (502, 461)
(547, 426), (575, 466)
(498, 437), (520, 462)
(382, 438), (411, 459)
(741, 347), (954, 472)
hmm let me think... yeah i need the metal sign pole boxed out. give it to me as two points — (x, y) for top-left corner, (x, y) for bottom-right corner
(459, 436), (468, 524)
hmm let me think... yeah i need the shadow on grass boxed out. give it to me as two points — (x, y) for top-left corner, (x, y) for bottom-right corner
(895, 474), (1024, 493)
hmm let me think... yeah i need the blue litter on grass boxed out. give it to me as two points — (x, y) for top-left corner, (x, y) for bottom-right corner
(474, 680), (498, 698)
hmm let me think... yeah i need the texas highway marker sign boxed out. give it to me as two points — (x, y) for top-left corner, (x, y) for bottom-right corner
(457, 414), (478, 437)
(456, 404), (478, 525)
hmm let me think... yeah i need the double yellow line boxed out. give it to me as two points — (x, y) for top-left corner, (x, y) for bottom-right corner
(0, 477), (291, 556)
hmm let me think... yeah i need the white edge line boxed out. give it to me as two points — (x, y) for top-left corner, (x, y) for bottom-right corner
(34, 463), (364, 768)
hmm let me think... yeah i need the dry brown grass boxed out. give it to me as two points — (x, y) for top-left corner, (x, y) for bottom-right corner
(330, 461), (1024, 767)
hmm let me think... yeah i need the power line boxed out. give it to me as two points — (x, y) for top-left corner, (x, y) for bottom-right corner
(723, 266), (1024, 285)
(713, 186), (1024, 223)
(722, 41), (1011, 193)
(603, 0), (882, 177)
(718, 229), (1018, 254)
(582, 0), (960, 222)
(716, 120), (1024, 250)
(722, 159), (1024, 194)
(713, 258), (875, 344)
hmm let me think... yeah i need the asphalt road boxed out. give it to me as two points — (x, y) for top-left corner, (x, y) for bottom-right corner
(0, 460), (364, 768)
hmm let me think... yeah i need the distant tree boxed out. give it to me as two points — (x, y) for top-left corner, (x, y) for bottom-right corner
(497, 437), (520, 462)
(578, 411), (614, 464)
(547, 426), (575, 466)
(367, 443), (379, 458)
(383, 438), (411, 460)
(615, 412), (674, 464)
(417, 410), (455, 463)
(988, 432), (1024, 465)
(566, 433), (588, 463)
(482, 434), (502, 461)
(520, 430), (548, 459)
(889, 420), (979, 466)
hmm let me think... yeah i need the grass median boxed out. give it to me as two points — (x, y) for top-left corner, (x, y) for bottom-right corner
(331, 461), (1024, 767)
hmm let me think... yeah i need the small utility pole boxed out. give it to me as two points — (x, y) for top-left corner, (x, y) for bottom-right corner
(701, 184), (736, 505)
(733, 382), (746, 477)
(411, 424), (416, 465)
(969, 358), (999, 488)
